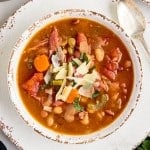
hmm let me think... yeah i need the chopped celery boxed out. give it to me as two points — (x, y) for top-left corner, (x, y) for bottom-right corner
(73, 98), (84, 112)
(52, 80), (63, 86)
(68, 62), (74, 77)
(55, 67), (67, 79)
(80, 53), (88, 63)
(72, 58), (82, 66)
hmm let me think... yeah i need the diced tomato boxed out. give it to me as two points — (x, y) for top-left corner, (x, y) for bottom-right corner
(103, 68), (116, 80)
(49, 27), (62, 51)
(76, 33), (91, 54)
(22, 73), (43, 97)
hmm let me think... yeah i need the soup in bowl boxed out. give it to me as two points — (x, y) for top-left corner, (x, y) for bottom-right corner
(7, 9), (142, 144)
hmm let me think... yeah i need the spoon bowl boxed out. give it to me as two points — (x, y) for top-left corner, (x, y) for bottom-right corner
(117, 0), (150, 59)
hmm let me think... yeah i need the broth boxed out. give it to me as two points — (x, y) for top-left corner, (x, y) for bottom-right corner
(17, 18), (133, 135)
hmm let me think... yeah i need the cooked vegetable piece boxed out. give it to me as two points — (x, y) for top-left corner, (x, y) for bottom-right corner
(92, 90), (100, 98)
(68, 62), (74, 77)
(78, 84), (94, 98)
(53, 66), (64, 73)
(55, 67), (67, 79)
(71, 60), (78, 67)
(75, 62), (89, 76)
(60, 86), (73, 102)
(96, 94), (109, 109)
(22, 73), (43, 97)
(73, 98), (84, 112)
(66, 89), (79, 103)
(87, 103), (97, 113)
(34, 54), (50, 72)
(52, 80), (63, 86)
(72, 58), (82, 66)
(44, 67), (52, 84)
(80, 53), (88, 63)
(55, 78), (66, 100)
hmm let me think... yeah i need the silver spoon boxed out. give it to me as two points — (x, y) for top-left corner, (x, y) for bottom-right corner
(117, 0), (150, 59)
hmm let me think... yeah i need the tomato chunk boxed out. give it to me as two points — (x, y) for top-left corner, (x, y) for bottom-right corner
(22, 73), (43, 97)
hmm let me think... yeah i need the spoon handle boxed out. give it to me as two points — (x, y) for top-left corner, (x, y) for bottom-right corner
(138, 35), (150, 60)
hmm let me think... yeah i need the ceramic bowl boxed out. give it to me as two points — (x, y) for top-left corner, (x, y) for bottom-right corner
(7, 9), (142, 144)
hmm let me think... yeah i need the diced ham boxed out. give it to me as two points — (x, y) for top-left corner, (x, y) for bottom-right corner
(105, 110), (115, 116)
(105, 61), (118, 71)
(103, 68), (116, 80)
(53, 100), (64, 106)
(74, 50), (80, 58)
(99, 80), (109, 91)
(49, 27), (62, 52)
(76, 33), (91, 54)
(93, 37), (109, 49)
(110, 47), (122, 62)
(22, 73), (43, 97)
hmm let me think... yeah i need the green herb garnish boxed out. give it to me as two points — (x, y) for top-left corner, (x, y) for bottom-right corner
(95, 94), (109, 109)
(39, 83), (47, 91)
(71, 60), (78, 67)
(136, 137), (150, 150)
(71, 80), (77, 87)
(80, 53), (88, 63)
(92, 91), (100, 99)
(89, 66), (96, 72)
(73, 97), (84, 112)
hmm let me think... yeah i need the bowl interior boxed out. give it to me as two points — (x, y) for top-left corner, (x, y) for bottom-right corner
(7, 9), (142, 144)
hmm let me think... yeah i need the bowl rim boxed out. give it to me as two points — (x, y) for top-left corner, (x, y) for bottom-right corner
(7, 9), (143, 144)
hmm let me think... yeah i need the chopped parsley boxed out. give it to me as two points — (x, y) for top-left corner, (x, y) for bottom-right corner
(136, 137), (150, 150)
(73, 97), (84, 112)
(92, 90), (100, 99)
(71, 60), (78, 67)
(80, 53), (88, 64)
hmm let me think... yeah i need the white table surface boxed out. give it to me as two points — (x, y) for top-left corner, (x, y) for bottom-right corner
(0, 1), (29, 149)
(0, 0), (149, 149)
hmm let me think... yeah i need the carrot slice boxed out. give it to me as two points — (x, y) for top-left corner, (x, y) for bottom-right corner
(66, 89), (79, 103)
(34, 54), (50, 72)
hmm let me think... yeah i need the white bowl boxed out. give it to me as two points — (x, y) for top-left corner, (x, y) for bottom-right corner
(7, 9), (143, 144)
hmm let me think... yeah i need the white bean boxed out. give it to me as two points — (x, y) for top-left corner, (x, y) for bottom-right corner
(80, 112), (89, 125)
(64, 105), (76, 122)
(53, 106), (63, 114)
(64, 114), (74, 122)
(41, 110), (48, 118)
(95, 47), (104, 62)
(47, 115), (54, 127)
